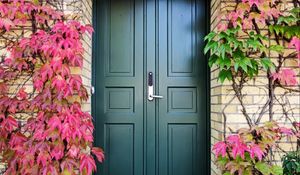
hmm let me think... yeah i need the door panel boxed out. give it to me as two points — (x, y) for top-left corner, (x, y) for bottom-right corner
(105, 124), (134, 175)
(107, 0), (134, 76)
(158, 0), (206, 175)
(168, 125), (197, 175)
(167, 0), (196, 76)
(93, 0), (208, 175)
(94, 0), (144, 174)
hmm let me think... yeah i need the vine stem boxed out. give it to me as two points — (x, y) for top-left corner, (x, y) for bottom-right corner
(222, 96), (237, 140)
(232, 74), (254, 128)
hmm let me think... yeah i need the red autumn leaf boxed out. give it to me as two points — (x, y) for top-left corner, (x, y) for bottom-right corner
(289, 37), (300, 62)
(40, 64), (53, 82)
(70, 55), (83, 67)
(60, 158), (77, 173)
(51, 75), (66, 89)
(227, 135), (248, 159)
(248, 144), (265, 161)
(37, 151), (51, 167)
(60, 64), (70, 77)
(272, 68), (298, 86)
(48, 115), (62, 131)
(0, 18), (15, 31)
(212, 141), (227, 157)
(41, 165), (58, 175)
(0, 83), (8, 95)
(92, 147), (105, 163)
(80, 24), (94, 34)
(34, 81), (44, 92)
(69, 75), (82, 91)
(79, 154), (96, 175)
(279, 127), (294, 136)
(8, 99), (18, 113)
(1, 115), (18, 132)
(50, 57), (63, 72)
(231, 142), (248, 159)
(9, 132), (27, 147)
(68, 145), (80, 158)
(18, 100), (30, 111)
(50, 143), (64, 160)
(16, 87), (27, 100)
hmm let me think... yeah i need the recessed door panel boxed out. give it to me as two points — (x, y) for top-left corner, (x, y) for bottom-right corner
(168, 124), (197, 175)
(105, 124), (134, 175)
(107, 0), (135, 76)
(168, 0), (196, 76)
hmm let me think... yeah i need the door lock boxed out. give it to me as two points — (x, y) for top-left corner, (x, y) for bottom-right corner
(148, 72), (163, 101)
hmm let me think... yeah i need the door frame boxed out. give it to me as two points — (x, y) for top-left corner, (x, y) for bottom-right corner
(91, 0), (211, 174)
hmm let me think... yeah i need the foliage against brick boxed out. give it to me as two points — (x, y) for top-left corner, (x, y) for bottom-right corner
(206, 0), (300, 174)
(0, 0), (103, 174)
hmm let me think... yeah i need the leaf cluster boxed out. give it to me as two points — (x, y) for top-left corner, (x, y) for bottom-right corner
(282, 151), (300, 175)
(205, 27), (274, 83)
(270, 8), (300, 39)
(215, 122), (285, 175)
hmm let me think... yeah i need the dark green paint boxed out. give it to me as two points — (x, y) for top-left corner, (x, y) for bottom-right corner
(92, 0), (210, 175)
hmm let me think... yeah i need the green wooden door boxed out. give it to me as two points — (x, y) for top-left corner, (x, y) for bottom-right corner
(93, 0), (208, 175)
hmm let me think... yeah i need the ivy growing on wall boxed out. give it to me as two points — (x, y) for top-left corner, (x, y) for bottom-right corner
(205, 0), (300, 174)
(0, 0), (103, 174)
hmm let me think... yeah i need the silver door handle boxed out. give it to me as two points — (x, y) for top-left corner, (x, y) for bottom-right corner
(150, 95), (164, 99)
(148, 72), (163, 101)
(148, 88), (164, 101)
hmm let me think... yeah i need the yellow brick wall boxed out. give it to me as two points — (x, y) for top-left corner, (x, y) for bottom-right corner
(210, 0), (223, 174)
(210, 1), (300, 175)
(76, 0), (93, 113)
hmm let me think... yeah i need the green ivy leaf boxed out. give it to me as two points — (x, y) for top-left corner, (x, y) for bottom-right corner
(218, 32), (228, 40)
(248, 60), (259, 78)
(218, 69), (232, 83)
(204, 41), (218, 54)
(204, 32), (216, 42)
(234, 62), (239, 72)
(223, 172), (231, 175)
(273, 25), (285, 35)
(269, 25), (274, 34)
(218, 56), (231, 70)
(255, 162), (271, 175)
(225, 26), (240, 35)
(232, 39), (242, 50)
(284, 26), (300, 39)
(297, 165), (300, 173)
(219, 44), (228, 59)
(261, 58), (275, 71)
(235, 57), (252, 73)
(217, 156), (229, 167)
(289, 7), (300, 17)
(246, 38), (262, 51)
(270, 45), (284, 53)
(243, 168), (252, 175)
(271, 165), (283, 175)
(208, 55), (218, 67)
(278, 15), (298, 24)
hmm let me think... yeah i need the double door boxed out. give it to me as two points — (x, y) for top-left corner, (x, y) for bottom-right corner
(93, 0), (208, 174)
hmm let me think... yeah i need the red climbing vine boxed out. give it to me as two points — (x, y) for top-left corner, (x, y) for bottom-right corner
(0, 0), (103, 174)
